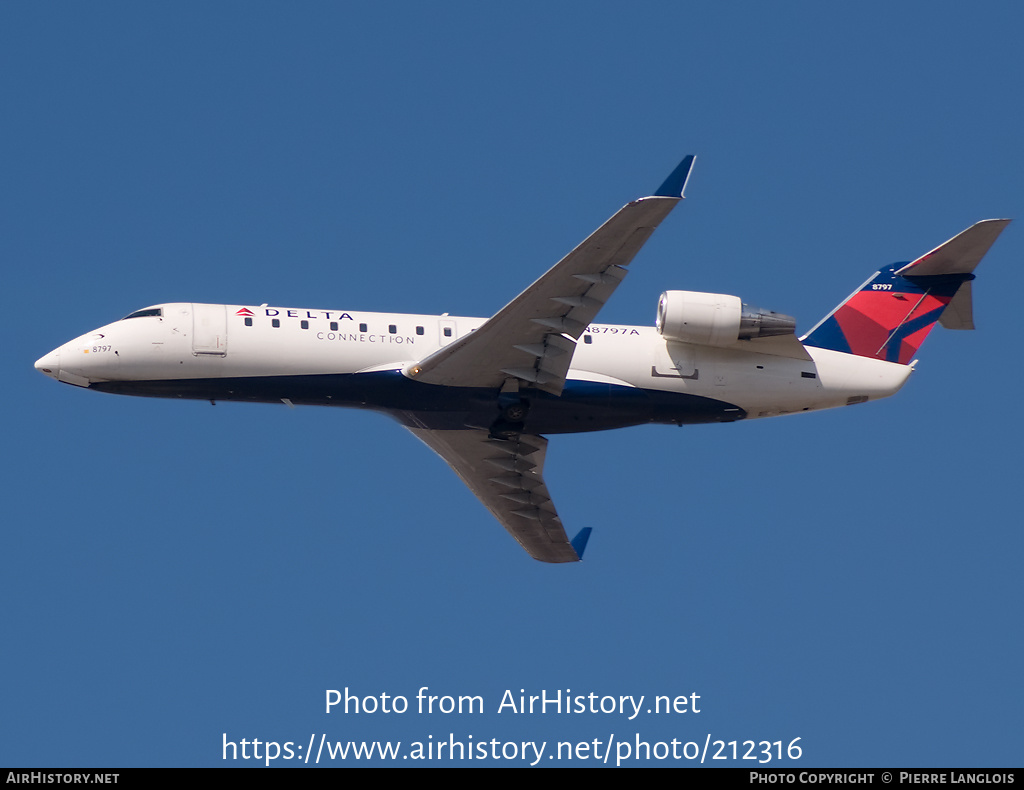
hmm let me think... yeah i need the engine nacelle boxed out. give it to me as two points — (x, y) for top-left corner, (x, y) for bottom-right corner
(656, 290), (796, 346)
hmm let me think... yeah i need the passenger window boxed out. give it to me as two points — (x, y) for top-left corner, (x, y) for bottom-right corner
(301, 320), (309, 329)
(443, 327), (452, 337)
(416, 326), (424, 335)
(359, 323), (368, 332)
(583, 334), (592, 344)
(389, 325), (397, 334)
(330, 322), (338, 331)
(244, 317), (253, 327)
(272, 319), (280, 328)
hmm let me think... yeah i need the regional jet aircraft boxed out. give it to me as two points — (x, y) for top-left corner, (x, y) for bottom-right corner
(34, 157), (1009, 562)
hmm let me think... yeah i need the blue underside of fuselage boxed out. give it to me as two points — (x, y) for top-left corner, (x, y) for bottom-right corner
(88, 370), (746, 433)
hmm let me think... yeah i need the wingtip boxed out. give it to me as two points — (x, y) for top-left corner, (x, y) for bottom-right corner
(974, 218), (1012, 229)
(653, 154), (696, 198)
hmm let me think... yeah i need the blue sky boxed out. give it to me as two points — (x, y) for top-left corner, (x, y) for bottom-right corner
(4, 2), (1022, 767)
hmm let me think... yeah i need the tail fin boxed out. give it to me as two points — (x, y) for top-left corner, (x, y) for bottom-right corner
(802, 219), (1009, 364)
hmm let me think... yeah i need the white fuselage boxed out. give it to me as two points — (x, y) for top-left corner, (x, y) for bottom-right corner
(36, 302), (912, 432)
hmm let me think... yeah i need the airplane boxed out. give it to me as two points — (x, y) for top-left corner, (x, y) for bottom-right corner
(34, 156), (1009, 563)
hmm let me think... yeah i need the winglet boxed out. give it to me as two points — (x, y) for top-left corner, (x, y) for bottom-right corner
(654, 155), (696, 198)
(570, 527), (593, 560)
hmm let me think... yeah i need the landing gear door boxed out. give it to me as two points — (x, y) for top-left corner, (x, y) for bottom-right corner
(192, 303), (227, 356)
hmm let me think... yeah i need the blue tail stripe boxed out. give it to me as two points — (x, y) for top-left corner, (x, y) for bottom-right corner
(883, 306), (946, 363)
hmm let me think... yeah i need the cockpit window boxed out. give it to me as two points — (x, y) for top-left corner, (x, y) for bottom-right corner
(122, 308), (162, 320)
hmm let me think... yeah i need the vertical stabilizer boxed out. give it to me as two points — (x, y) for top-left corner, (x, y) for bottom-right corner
(803, 220), (1009, 364)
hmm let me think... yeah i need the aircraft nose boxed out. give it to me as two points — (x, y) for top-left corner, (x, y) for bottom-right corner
(35, 348), (61, 379)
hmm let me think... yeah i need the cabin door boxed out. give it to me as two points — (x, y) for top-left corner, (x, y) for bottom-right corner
(192, 304), (227, 356)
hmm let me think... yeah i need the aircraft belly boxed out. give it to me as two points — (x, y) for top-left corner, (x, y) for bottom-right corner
(523, 381), (745, 433)
(88, 370), (747, 432)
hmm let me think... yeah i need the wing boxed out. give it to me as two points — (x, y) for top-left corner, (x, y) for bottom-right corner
(407, 427), (585, 563)
(405, 156), (696, 396)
